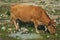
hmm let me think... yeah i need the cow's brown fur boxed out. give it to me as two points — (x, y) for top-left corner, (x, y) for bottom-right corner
(10, 4), (56, 34)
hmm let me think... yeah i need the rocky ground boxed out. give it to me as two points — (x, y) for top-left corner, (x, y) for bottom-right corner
(0, 0), (60, 40)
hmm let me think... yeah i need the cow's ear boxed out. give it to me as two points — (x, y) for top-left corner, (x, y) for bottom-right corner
(52, 19), (56, 24)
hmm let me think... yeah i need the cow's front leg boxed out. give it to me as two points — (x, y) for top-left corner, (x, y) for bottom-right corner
(35, 25), (39, 33)
(45, 26), (47, 31)
(13, 20), (19, 31)
(33, 20), (39, 33)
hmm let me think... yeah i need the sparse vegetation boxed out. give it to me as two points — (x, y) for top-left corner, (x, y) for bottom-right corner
(0, 0), (60, 40)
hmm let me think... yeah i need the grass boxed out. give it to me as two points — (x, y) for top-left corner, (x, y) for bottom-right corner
(0, 19), (60, 40)
(0, 0), (60, 40)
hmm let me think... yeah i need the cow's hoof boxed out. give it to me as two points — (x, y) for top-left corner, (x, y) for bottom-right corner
(36, 31), (40, 34)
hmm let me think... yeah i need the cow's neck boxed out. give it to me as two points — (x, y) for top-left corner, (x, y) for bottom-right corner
(41, 12), (51, 26)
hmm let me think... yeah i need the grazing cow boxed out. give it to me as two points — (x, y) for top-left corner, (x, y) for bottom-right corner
(10, 4), (56, 34)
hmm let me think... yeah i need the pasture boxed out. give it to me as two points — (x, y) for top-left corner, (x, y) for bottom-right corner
(0, 0), (60, 40)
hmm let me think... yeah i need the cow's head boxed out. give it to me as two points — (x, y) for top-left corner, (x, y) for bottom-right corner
(47, 20), (56, 34)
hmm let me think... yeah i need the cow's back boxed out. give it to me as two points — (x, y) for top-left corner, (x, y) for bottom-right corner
(10, 4), (45, 22)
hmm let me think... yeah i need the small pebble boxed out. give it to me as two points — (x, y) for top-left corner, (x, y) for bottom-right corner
(47, 35), (50, 38)
(1, 27), (6, 30)
(0, 15), (3, 16)
(55, 33), (58, 36)
(8, 28), (12, 31)
(18, 29), (21, 31)
(14, 31), (16, 33)
(21, 27), (29, 32)
(31, 29), (34, 31)
(24, 29), (29, 31)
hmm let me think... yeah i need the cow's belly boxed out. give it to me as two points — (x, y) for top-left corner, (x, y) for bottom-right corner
(18, 16), (32, 22)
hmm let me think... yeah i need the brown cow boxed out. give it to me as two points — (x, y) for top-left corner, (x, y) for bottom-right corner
(10, 4), (56, 34)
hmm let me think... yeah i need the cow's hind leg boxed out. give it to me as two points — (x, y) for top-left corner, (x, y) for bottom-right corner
(13, 20), (19, 32)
